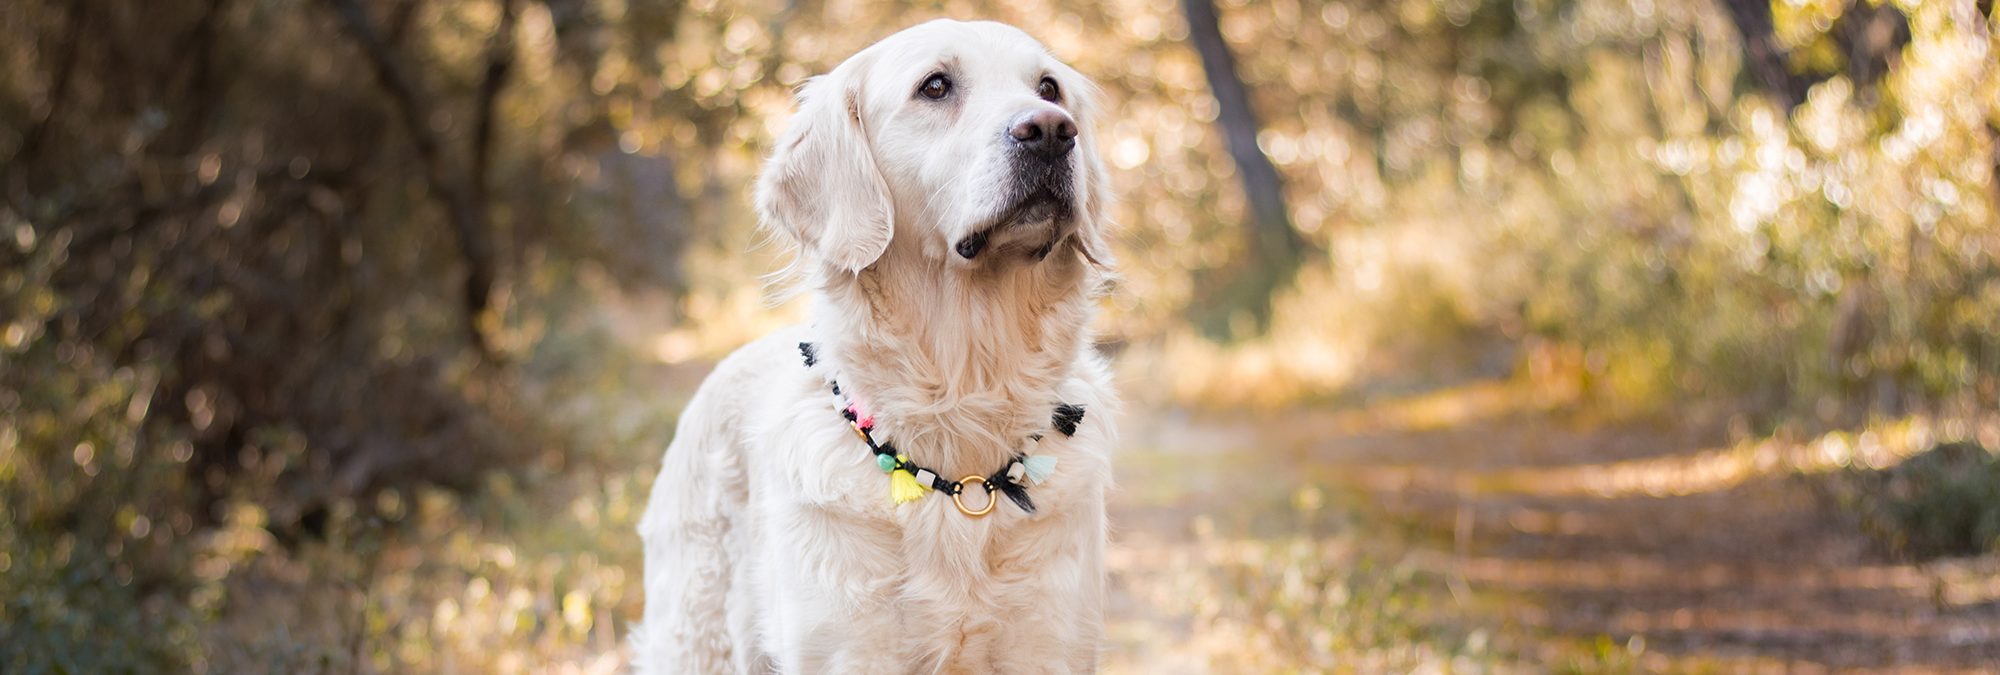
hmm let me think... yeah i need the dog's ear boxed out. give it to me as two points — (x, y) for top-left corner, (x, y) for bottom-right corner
(756, 62), (894, 275)
(1063, 73), (1116, 268)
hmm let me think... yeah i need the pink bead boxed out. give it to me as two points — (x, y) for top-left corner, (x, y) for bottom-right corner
(845, 402), (874, 430)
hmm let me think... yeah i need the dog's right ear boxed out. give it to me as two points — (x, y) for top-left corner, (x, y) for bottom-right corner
(755, 62), (894, 275)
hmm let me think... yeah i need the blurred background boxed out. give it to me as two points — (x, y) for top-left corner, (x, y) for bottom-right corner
(3, 0), (1998, 672)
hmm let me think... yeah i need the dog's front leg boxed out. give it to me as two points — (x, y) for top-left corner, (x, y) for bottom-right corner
(760, 502), (906, 673)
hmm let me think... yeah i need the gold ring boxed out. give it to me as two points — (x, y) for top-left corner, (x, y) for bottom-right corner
(851, 424), (871, 443)
(951, 475), (997, 518)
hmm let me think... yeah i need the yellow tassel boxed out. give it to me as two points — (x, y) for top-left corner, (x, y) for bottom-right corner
(889, 469), (926, 504)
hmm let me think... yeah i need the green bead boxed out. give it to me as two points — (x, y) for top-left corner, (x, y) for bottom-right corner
(876, 454), (897, 472)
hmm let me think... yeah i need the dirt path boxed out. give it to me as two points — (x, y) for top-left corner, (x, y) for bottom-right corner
(1102, 381), (2000, 673)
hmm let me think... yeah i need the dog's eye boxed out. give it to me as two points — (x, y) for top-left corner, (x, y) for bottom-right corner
(918, 73), (952, 101)
(1037, 77), (1061, 103)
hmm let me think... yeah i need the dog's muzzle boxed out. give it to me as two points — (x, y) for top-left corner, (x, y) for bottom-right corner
(954, 114), (1080, 261)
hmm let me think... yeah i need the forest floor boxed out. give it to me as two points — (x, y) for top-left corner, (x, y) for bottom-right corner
(1102, 380), (2000, 673)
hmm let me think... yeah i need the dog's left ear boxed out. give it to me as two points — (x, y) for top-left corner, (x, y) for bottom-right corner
(756, 58), (894, 274)
(1063, 73), (1116, 268)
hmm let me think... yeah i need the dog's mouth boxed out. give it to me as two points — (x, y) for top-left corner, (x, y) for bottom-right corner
(954, 163), (1076, 261)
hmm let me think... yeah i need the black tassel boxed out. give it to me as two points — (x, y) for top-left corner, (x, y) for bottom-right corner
(799, 342), (818, 367)
(994, 477), (1035, 514)
(1052, 403), (1086, 437)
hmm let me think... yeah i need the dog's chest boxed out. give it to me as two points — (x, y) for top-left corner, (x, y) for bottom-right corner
(894, 496), (1057, 570)
(883, 502), (1067, 657)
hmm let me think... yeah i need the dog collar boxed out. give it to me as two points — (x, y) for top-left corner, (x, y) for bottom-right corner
(799, 342), (1083, 518)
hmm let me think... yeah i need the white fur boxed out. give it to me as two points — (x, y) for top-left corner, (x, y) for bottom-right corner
(632, 20), (1120, 674)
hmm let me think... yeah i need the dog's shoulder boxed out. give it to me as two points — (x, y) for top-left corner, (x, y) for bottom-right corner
(688, 324), (817, 410)
(661, 324), (822, 466)
(707, 323), (813, 382)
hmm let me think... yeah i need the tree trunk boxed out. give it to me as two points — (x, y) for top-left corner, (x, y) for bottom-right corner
(1721, 0), (1909, 110)
(1181, 0), (1305, 331)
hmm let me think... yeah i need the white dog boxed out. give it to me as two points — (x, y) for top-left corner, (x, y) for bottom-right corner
(632, 19), (1119, 674)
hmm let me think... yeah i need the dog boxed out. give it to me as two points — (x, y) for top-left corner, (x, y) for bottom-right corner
(632, 19), (1119, 674)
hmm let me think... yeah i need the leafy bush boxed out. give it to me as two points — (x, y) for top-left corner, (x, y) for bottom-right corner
(2, 547), (196, 674)
(1830, 441), (2000, 559)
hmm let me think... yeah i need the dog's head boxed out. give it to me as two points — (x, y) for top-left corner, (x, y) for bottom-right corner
(757, 19), (1112, 275)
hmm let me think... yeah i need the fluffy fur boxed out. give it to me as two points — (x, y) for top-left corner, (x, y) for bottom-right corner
(632, 20), (1120, 674)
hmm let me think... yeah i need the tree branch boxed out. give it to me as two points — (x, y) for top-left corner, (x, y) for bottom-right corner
(1719, 0), (1812, 110)
(321, 0), (504, 358)
(1833, 0), (1909, 106)
(471, 0), (517, 208)
(2, 0), (88, 203)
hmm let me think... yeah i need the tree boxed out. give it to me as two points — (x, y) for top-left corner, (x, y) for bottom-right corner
(1182, 0), (1307, 335)
(323, 0), (517, 359)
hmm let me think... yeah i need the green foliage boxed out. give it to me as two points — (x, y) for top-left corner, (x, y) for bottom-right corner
(0, 262), (201, 671)
(1331, 0), (1999, 418)
(2, 548), (196, 674)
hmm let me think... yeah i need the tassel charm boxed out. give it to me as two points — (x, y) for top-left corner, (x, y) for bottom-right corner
(995, 478), (1036, 514)
(1021, 455), (1058, 485)
(889, 468), (926, 504)
(1051, 403), (1086, 437)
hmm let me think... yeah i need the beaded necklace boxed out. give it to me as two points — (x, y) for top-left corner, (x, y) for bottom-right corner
(800, 342), (1082, 518)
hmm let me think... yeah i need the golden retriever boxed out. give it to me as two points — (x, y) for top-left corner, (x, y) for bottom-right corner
(634, 19), (1118, 673)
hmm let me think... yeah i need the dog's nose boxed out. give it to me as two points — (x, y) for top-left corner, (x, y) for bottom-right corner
(1008, 110), (1076, 160)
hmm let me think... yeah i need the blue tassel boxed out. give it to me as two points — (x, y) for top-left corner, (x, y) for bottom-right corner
(1021, 455), (1058, 485)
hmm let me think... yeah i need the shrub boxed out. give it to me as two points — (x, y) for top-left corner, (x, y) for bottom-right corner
(1830, 441), (2000, 559)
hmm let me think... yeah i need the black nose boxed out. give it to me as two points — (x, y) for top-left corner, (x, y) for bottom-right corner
(1008, 110), (1076, 159)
